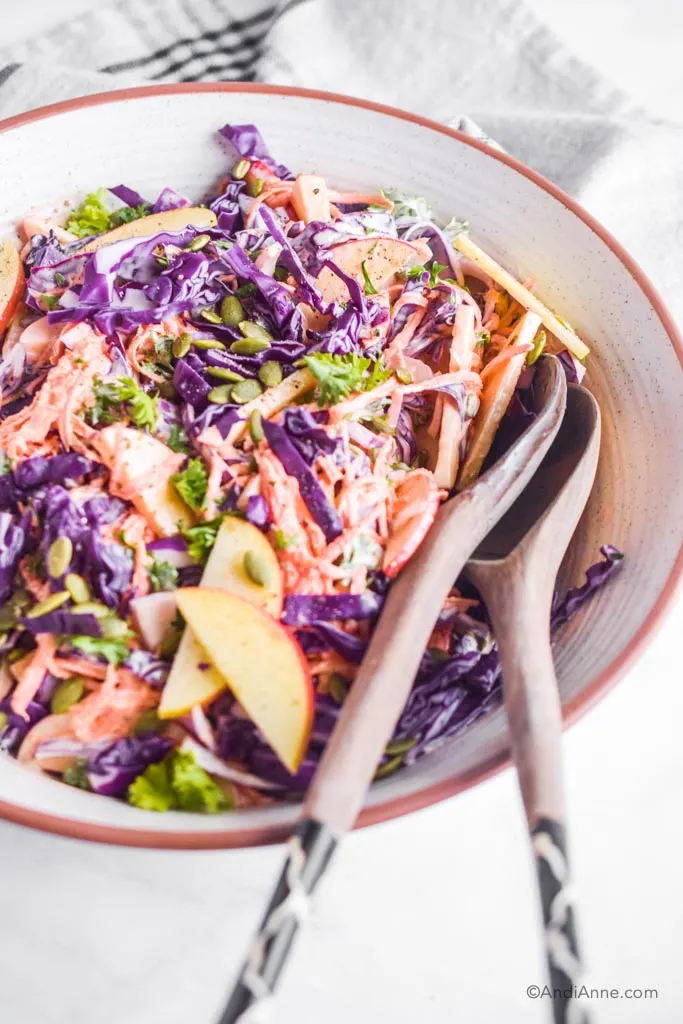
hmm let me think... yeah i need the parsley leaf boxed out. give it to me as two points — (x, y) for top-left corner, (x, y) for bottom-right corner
(171, 458), (208, 511)
(109, 203), (150, 228)
(127, 750), (229, 813)
(273, 528), (298, 550)
(360, 260), (378, 295)
(87, 376), (159, 431)
(41, 294), (60, 311)
(0, 451), (11, 475)
(69, 633), (131, 666)
(302, 352), (391, 407)
(148, 559), (178, 593)
(182, 516), (223, 562)
(167, 423), (192, 454)
(66, 189), (112, 238)
(62, 759), (90, 790)
(428, 261), (447, 288)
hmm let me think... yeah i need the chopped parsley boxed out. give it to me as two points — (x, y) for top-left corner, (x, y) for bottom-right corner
(127, 749), (230, 813)
(69, 633), (131, 666)
(404, 261), (446, 288)
(171, 458), (208, 511)
(360, 260), (378, 295)
(88, 376), (159, 431)
(182, 516), (223, 563)
(166, 423), (192, 454)
(41, 294), (60, 311)
(475, 329), (491, 349)
(108, 203), (150, 228)
(148, 559), (178, 593)
(273, 528), (298, 550)
(0, 452), (11, 475)
(62, 759), (90, 790)
(302, 352), (391, 407)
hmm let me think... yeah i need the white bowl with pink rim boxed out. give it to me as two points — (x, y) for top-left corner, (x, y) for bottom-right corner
(0, 83), (681, 849)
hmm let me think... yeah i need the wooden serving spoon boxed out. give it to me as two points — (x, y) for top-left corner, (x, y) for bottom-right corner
(217, 355), (567, 1024)
(467, 380), (601, 1024)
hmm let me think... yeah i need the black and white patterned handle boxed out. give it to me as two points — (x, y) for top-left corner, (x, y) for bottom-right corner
(532, 818), (590, 1024)
(217, 819), (337, 1024)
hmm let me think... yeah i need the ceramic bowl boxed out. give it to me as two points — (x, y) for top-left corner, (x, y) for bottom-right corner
(0, 84), (681, 849)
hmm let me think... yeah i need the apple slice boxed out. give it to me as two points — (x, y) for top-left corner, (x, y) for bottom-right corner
(201, 517), (283, 617)
(77, 207), (217, 253)
(176, 588), (314, 773)
(0, 239), (25, 334)
(316, 236), (432, 305)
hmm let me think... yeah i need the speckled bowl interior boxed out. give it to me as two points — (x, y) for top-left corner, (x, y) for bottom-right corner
(0, 85), (681, 849)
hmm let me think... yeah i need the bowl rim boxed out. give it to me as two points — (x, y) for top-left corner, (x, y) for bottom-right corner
(0, 81), (681, 850)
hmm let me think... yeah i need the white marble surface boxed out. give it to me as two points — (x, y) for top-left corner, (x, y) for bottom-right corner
(0, 2), (682, 1023)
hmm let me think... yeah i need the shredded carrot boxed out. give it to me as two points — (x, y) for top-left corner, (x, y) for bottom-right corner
(10, 635), (57, 720)
(68, 664), (158, 743)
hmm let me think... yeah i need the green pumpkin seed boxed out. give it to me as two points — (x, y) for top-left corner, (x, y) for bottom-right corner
(133, 710), (163, 735)
(47, 537), (73, 578)
(159, 629), (182, 660)
(243, 549), (270, 587)
(230, 338), (271, 356)
(374, 754), (404, 780)
(208, 384), (234, 405)
(72, 601), (110, 619)
(526, 328), (547, 366)
(0, 635), (7, 650)
(231, 379), (263, 404)
(172, 332), (192, 358)
(465, 392), (480, 418)
(385, 738), (416, 756)
(328, 673), (348, 704)
(248, 409), (264, 444)
(65, 573), (91, 605)
(193, 337), (226, 350)
(199, 309), (223, 325)
(207, 366), (245, 383)
(158, 380), (176, 400)
(0, 711), (7, 730)
(220, 295), (245, 326)
(0, 606), (17, 632)
(10, 589), (32, 613)
(100, 617), (130, 639)
(248, 177), (265, 198)
(369, 415), (396, 436)
(395, 367), (414, 385)
(187, 233), (211, 252)
(231, 158), (250, 180)
(258, 361), (283, 388)
(50, 677), (85, 715)
(26, 591), (70, 618)
(238, 320), (273, 342)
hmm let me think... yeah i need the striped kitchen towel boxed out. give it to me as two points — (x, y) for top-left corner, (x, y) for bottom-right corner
(0, 0), (682, 318)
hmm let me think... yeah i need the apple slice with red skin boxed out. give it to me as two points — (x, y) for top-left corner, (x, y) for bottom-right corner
(176, 588), (314, 774)
(382, 469), (441, 578)
(0, 239), (25, 335)
(316, 235), (432, 305)
(77, 207), (217, 254)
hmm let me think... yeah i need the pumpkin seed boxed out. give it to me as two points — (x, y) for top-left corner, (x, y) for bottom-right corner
(465, 392), (481, 418)
(258, 361), (283, 388)
(328, 673), (348, 704)
(220, 295), (245, 326)
(47, 537), (73, 578)
(238, 320), (273, 342)
(248, 177), (265, 198)
(0, 606), (17, 632)
(10, 589), (32, 613)
(231, 158), (250, 180)
(207, 366), (245, 382)
(26, 591), (70, 618)
(248, 409), (264, 444)
(243, 550), (270, 587)
(395, 367), (414, 385)
(193, 337), (226, 350)
(187, 233), (211, 252)
(385, 738), (416, 756)
(230, 337), (270, 356)
(199, 309), (223, 325)
(208, 384), (234, 405)
(65, 573), (91, 605)
(369, 415), (395, 436)
(0, 711), (7, 730)
(374, 754), (404, 780)
(526, 328), (547, 366)
(172, 332), (192, 358)
(158, 381), (176, 400)
(231, 379), (263, 404)
(50, 678), (85, 714)
(133, 710), (163, 735)
(72, 601), (110, 619)
(100, 617), (130, 639)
